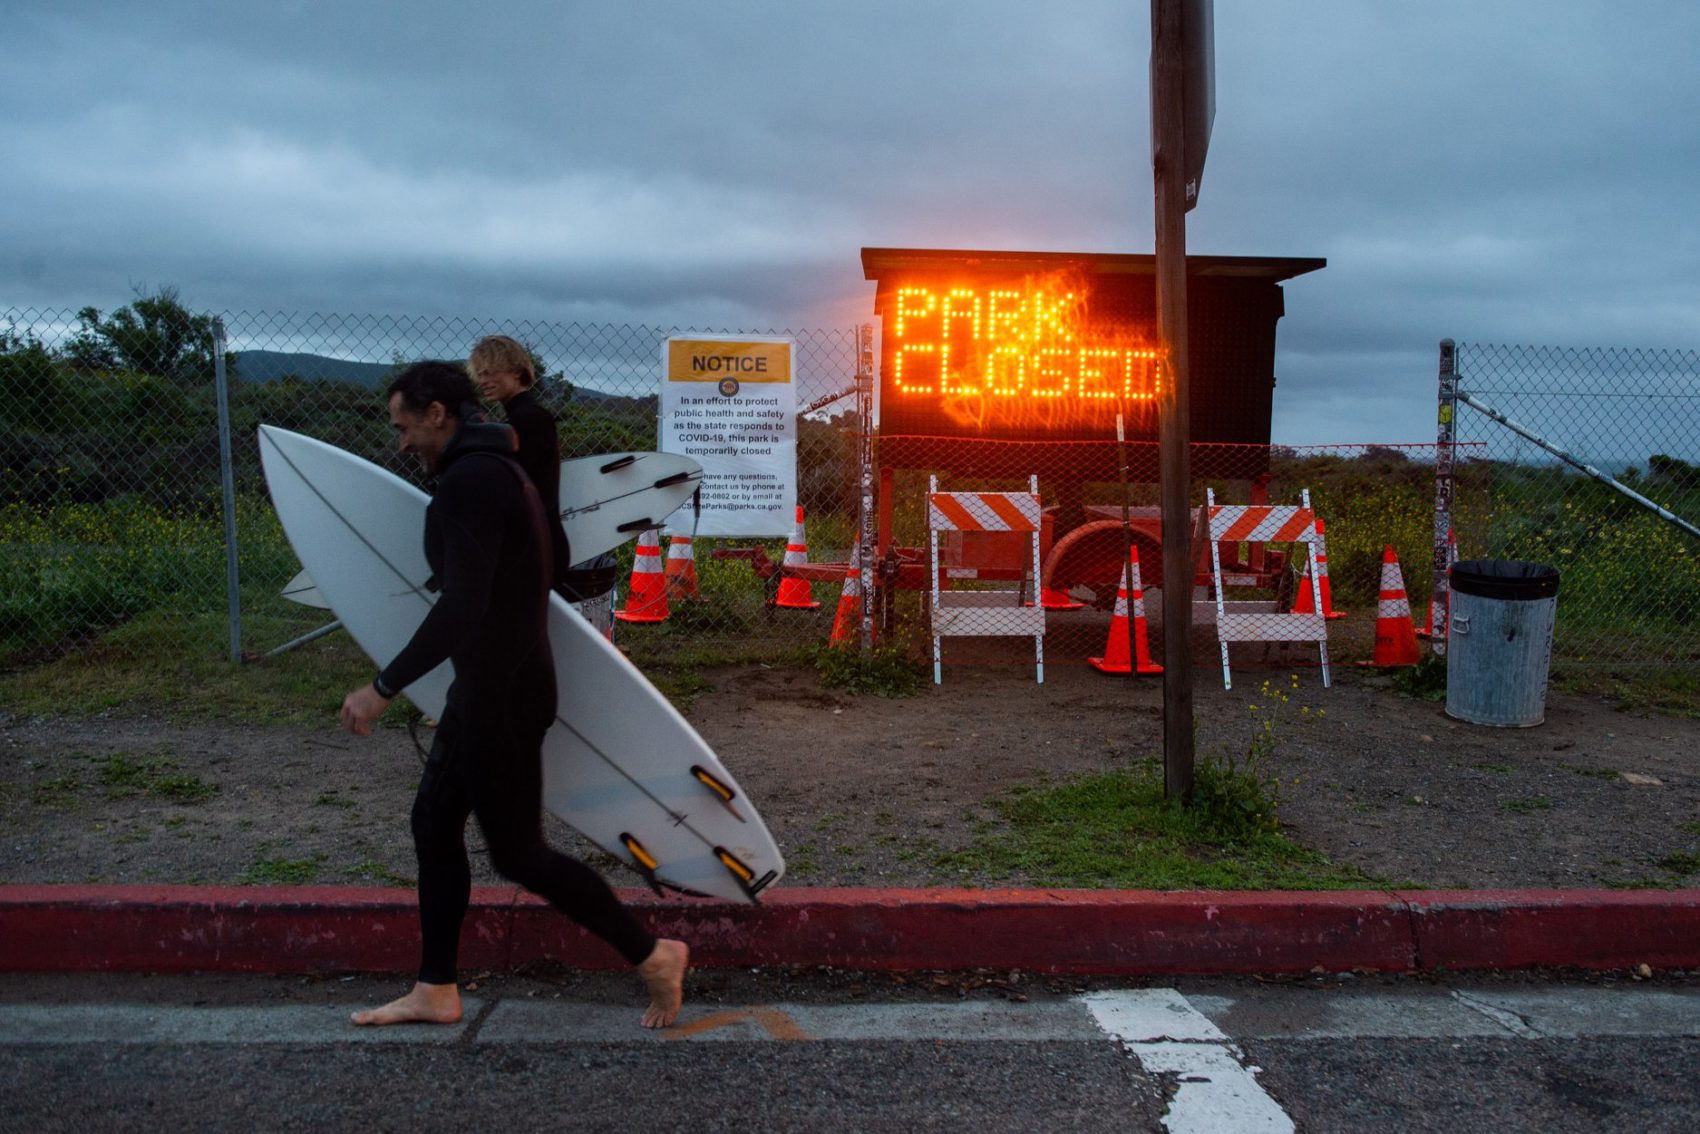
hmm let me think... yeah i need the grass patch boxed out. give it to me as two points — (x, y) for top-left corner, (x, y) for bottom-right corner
(240, 854), (325, 885)
(1551, 666), (1700, 718)
(933, 762), (1389, 890)
(1474, 762), (1514, 774)
(31, 774), (85, 809)
(647, 669), (713, 711)
(1656, 850), (1700, 878)
(93, 748), (218, 803)
(0, 609), (419, 725)
(812, 643), (927, 697)
(1559, 763), (1620, 780)
(1503, 795), (1554, 814)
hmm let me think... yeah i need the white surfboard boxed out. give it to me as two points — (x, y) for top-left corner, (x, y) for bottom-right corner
(560, 451), (702, 562)
(281, 450), (701, 607)
(258, 425), (782, 904)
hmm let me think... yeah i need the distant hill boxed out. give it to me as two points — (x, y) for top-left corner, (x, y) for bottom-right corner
(236, 350), (645, 408)
(237, 351), (398, 387)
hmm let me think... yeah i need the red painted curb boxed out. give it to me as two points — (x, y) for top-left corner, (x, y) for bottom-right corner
(1401, 889), (1700, 971)
(3, 885), (1697, 975)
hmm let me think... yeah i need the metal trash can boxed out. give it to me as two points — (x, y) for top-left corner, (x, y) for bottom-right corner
(561, 553), (620, 643)
(1445, 559), (1561, 727)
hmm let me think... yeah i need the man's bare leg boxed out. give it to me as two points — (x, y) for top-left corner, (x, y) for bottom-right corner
(637, 938), (689, 1028)
(351, 981), (462, 1027)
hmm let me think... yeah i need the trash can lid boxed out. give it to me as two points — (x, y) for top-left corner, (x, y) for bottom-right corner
(1450, 559), (1560, 601)
(560, 552), (620, 602)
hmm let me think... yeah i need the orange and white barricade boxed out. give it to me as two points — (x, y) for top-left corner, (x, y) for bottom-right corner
(1206, 488), (1331, 690)
(928, 475), (1044, 684)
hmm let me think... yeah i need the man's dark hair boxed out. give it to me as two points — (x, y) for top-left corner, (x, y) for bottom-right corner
(388, 361), (478, 417)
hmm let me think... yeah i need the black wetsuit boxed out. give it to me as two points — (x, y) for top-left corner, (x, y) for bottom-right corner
(376, 421), (654, 984)
(500, 389), (574, 589)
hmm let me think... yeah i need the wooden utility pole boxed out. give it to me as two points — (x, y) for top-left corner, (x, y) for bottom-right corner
(1151, 0), (1194, 799)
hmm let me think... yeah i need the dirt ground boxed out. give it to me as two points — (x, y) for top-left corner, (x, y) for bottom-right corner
(3, 654), (1697, 893)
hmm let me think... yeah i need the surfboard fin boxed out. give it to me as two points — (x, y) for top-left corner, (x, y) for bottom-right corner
(690, 764), (747, 823)
(599, 455), (639, 474)
(620, 832), (669, 897)
(652, 471), (696, 488)
(618, 831), (714, 900)
(713, 846), (776, 903)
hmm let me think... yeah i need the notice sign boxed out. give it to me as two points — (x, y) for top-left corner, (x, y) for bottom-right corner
(660, 335), (796, 537)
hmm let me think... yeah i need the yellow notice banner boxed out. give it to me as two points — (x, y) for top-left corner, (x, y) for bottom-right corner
(667, 339), (792, 383)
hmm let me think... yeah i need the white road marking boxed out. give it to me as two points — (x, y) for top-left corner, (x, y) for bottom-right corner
(1083, 989), (1294, 1134)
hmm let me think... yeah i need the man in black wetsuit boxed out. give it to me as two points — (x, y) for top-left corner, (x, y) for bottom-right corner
(339, 361), (688, 1029)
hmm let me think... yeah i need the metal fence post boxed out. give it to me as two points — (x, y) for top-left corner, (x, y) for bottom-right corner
(856, 322), (876, 654)
(213, 317), (243, 662)
(1431, 338), (1457, 656)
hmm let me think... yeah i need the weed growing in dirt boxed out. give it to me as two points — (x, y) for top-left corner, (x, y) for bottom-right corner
(1503, 795), (1554, 813)
(1187, 677), (1313, 840)
(1656, 851), (1700, 878)
(1389, 653), (1447, 701)
(811, 643), (927, 697)
(1559, 763), (1620, 780)
(31, 774), (84, 809)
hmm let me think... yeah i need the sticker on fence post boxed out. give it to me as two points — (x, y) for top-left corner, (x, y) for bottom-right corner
(660, 335), (796, 537)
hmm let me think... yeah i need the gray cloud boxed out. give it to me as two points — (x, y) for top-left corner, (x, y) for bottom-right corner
(3, 0), (1697, 445)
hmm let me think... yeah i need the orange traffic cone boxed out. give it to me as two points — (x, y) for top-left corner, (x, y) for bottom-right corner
(664, 533), (701, 601)
(1293, 519), (1346, 619)
(1041, 582), (1085, 610)
(1417, 527), (1458, 640)
(615, 529), (669, 623)
(1357, 544), (1421, 668)
(829, 538), (863, 648)
(1089, 546), (1163, 675)
(774, 505), (821, 610)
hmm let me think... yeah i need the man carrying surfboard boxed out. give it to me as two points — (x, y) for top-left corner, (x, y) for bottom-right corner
(339, 360), (689, 1029)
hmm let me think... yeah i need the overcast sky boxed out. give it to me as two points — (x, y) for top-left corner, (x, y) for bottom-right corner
(4, 1), (1697, 445)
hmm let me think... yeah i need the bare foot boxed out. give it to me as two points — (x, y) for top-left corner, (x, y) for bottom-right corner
(350, 981), (462, 1027)
(637, 939), (689, 1028)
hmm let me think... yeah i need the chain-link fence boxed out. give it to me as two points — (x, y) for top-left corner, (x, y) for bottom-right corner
(1444, 339), (1700, 670)
(0, 303), (860, 672)
(29, 296), (1693, 684)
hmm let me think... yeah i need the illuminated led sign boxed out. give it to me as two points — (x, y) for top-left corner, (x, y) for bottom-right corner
(882, 277), (1159, 439)
(863, 249), (1325, 467)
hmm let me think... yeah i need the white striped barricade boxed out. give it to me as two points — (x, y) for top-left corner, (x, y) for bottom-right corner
(927, 475), (1045, 684)
(1205, 489), (1331, 690)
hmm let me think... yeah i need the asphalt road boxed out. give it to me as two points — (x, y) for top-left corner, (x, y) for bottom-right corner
(2, 969), (1695, 1132)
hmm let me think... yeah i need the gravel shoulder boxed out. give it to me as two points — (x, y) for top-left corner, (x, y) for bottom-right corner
(3, 660), (1697, 892)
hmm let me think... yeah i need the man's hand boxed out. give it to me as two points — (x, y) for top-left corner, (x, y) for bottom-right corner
(340, 684), (393, 736)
